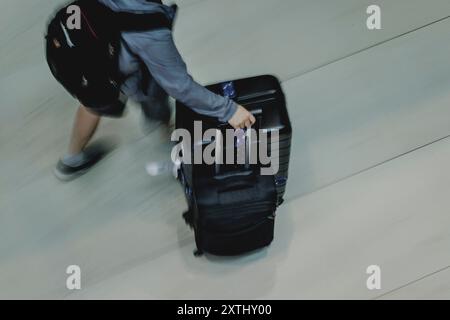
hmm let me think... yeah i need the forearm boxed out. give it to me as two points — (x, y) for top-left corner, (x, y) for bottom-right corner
(158, 72), (238, 122)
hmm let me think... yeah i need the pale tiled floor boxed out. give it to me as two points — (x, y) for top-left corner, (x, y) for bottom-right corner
(0, 0), (449, 299)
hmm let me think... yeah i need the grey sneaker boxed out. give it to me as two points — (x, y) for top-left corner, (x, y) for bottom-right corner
(53, 142), (112, 181)
(145, 159), (180, 178)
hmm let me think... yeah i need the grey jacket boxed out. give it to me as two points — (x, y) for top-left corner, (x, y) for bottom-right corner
(98, 0), (237, 122)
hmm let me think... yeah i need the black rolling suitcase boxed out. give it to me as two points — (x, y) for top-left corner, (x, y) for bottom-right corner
(176, 75), (292, 256)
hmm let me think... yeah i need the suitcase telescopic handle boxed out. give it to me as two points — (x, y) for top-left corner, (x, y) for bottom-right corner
(217, 108), (263, 130)
(214, 109), (262, 177)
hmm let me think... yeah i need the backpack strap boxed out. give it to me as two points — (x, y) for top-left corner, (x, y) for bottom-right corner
(89, 0), (175, 32)
(113, 11), (173, 32)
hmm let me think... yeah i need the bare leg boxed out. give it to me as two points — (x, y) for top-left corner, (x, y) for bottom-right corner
(54, 105), (110, 181)
(68, 105), (101, 155)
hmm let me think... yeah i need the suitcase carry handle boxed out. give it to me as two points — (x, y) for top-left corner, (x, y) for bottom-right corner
(235, 90), (277, 103)
(214, 169), (253, 180)
(217, 179), (256, 193)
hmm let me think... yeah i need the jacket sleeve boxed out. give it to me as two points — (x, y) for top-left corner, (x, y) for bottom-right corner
(122, 29), (237, 122)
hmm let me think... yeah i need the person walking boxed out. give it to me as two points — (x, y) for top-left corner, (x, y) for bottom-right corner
(54, 0), (255, 181)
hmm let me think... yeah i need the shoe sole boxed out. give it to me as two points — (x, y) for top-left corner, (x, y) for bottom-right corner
(53, 167), (90, 182)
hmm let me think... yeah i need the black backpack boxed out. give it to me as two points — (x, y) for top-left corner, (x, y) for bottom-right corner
(45, 0), (174, 117)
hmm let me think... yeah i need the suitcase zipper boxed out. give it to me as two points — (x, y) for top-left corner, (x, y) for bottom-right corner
(201, 201), (276, 215)
(203, 215), (275, 236)
(202, 205), (276, 232)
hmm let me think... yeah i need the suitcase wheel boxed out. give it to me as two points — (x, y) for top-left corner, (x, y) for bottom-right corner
(194, 249), (204, 257)
(183, 210), (194, 228)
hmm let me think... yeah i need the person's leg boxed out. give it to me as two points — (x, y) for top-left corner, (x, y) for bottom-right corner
(140, 78), (172, 133)
(68, 104), (101, 155)
(54, 105), (108, 181)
